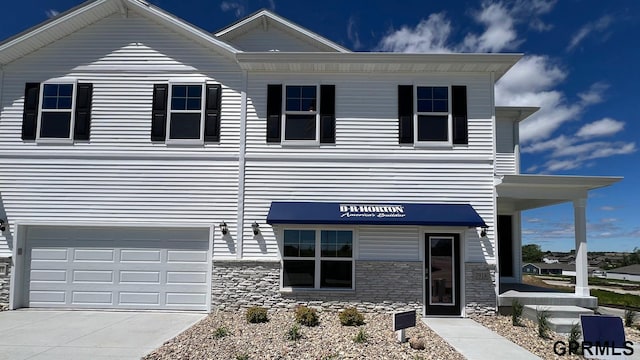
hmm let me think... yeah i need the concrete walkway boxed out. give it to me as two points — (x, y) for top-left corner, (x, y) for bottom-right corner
(0, 310), (206, 360)
(424, 317), (542, 360)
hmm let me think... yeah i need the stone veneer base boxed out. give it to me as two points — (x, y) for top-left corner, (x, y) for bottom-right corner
(0, 257), (11, 311)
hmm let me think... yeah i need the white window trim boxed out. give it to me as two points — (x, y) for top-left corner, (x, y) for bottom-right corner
(165, 80), (206, 145)
(36, 78), (77, 144)
(281, 84), (320, 146)
(414, 85), (452, 147)
(280, 227), (355, 291)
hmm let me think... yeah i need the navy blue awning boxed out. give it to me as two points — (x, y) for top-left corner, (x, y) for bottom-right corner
(266, 202), (486, 227)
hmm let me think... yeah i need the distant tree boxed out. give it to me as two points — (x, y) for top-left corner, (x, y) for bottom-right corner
(522, 244), (544, 263)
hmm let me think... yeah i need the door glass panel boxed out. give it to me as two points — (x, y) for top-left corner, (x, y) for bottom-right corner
(429, 237), (454, 305)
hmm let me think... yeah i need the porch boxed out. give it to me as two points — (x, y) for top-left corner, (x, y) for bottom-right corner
(497, 282), (598, 311)
(494, 174), (621, 311)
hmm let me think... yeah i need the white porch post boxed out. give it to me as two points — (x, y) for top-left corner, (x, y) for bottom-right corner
(574, 198), (589, 296)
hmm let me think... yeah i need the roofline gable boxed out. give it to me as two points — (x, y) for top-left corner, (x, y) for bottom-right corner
(0, 0), (239, 66)
(215, 9), (350, 53)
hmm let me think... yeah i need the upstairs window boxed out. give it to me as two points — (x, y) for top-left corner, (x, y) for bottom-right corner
(284, 85), (317, 141)
(21, 80), (93, 142)
(151, 82), (221, 144)
(266, 84), (335, 144)
(398, 85), (468, 146)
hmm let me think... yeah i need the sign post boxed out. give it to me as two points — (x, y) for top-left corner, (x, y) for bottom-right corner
(393, 310), (416, 343)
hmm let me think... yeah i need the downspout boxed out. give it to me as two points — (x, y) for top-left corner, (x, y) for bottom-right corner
(236, 70), (248, 259)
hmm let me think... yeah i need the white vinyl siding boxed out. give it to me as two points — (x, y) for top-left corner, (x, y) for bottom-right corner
(495, 119), (517, 174)
(243, 161), (495, 263)
(246, 72), (493, 158)
(224, 26), (332, 52)
(358, 226), (419, 261)
(0, 13), (242, 258)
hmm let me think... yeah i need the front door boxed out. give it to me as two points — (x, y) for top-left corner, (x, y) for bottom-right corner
(425, 234), (461, 316)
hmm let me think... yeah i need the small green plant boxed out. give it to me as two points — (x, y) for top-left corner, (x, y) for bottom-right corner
(624, 308), (637, 327)
(413, 355), (426, 360)
(322, 354), (340, 360)
(511, 299), (524, 326)
(295, 305), (319, 327)
(245, 306), (268, 324)
(213, 326), (230, 338)
(353, 327), (368, 343)
(568, 322), (582, 355)
(286, 323), (302, 341)
(235, 354), (249, 360)
(536, 308), (550, 339)
(339, 307), (365, 326)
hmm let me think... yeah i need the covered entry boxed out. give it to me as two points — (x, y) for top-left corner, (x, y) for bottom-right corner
(12, 225), (212, 311)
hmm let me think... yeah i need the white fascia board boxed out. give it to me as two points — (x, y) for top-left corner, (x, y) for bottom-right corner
(496, 174), (623, 190)
(123, 0), (239, 57)
(215, 10), (350, 53)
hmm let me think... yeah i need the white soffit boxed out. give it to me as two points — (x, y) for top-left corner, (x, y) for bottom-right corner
(495, 106), (540, 123)
(496, 174), (622, 191)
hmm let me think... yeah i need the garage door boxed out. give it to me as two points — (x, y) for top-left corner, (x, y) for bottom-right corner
(24, 226), (210, 311)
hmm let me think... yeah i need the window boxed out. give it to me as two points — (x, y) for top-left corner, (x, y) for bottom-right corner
(398, 85), (468, 146)
(266, 84), (335, 144)
(282, 229), (353, 289)
(21, 80), (93, 142)
(151, 82), (221, 143)
(416, 86), (449, 143)
(169, 84), (204, 141)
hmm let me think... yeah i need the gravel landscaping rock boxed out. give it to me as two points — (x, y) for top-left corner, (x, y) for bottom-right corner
(143, 310), (464, 360)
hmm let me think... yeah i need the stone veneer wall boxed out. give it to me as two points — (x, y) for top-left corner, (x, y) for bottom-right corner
(212, 260), (423, 314)
(0, 257), (11, 311)
(464, 262), (496, 315)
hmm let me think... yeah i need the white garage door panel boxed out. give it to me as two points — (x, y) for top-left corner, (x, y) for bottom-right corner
(25, 226), (210, 311)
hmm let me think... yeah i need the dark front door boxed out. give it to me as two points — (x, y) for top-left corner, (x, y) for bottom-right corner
(497, 215), (514, 278)
(425, 234), (461, 316)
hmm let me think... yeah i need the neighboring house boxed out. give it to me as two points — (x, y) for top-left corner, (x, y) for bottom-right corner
(522, 263), (574, 276)
(606, 265), (640, 282)
(0, 0), (622, 316)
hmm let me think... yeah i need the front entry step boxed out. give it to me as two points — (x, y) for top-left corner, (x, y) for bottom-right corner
(522, 305), (594, 333)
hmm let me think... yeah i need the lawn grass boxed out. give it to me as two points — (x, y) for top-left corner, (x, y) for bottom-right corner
(590, 289), (640, 309)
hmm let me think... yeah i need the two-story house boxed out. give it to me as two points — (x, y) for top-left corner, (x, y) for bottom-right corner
(0, 0), (620, 317)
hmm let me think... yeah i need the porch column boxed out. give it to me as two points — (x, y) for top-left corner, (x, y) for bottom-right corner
(574, 198), (589, 296)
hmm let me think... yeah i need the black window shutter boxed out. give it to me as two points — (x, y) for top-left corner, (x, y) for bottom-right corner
(22, 82), (40, 140)
(398, 85), (413, 144)
(320, 85), (335, 144)
(266, 84), (282, 143)
(151, 84), (168, 141)
(204, 84), (222, 142)
(452, 85), (468, 145)
(74, 83), (93, 141)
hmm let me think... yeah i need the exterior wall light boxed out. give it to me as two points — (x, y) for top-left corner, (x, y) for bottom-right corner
(219, 221), (228, 235)
(480, 226), (488, 238)
(251, 222), (260, 235)
(0, 219), (5, 232)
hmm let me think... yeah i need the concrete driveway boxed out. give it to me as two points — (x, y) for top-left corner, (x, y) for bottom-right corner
(0, 310), (206, 360)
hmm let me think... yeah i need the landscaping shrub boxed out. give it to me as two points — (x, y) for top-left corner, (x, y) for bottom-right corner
(245, 306), (268, 323)
(511, 299), (524, 326)
(235, 354), (249, 360)
(353, 327), (368, 343)
(295, 305), (319, 327)
(536, 309), (550, 339)
(568, 322), (582, 355)
(286, 323), (302, 341)
(213, 326), (230, 338)
(624, 308), (637, 327)
(339, 307), (365, 326)
(409, 337), (426, 350)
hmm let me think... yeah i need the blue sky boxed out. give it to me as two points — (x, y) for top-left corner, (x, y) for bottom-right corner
(1, 0), (638, 252)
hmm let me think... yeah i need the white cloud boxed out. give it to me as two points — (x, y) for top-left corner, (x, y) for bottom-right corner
(377, 13), (453, 53)
(600, 206), (616, 211)
(461, 2), (521, 52)
(347, 16), (362, 50)
(220, 1), (246, 18)
(45, 9), (59, 18)
(576, 118), (625, 138)
(567, 15), (613, 51)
